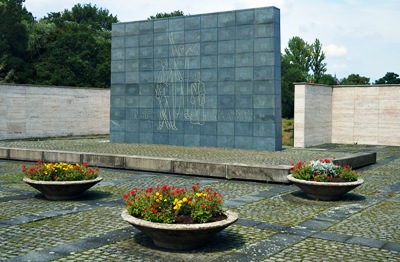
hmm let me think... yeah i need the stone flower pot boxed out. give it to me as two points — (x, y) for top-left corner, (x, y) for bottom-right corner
(287, 175), (364, 201)
(121, 209), (238, 250)
(23, 177), (103, 200)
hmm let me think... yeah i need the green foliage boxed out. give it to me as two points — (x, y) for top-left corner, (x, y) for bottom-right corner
(374, 72), (400, 84)
(22, 160), (100, 181)
(283, 36), (312, 74)
(281, 36), (327, 118)
(291, 161), (313, 181)
(310, 39), (327, 83)
(282, 118), (294, 147)
(30, 3), (118, 87)
(338, 165), (361, 182)
(148, 10), (184, 20)
(318, 74), (337, 85)
(124, 183), (224, 224)
(0, 0), (34, 83)
(340, 74), (370, 85)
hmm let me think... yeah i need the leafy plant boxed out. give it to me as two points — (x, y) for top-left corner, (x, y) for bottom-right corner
(123, 183), (224, 224)
(22, 160), (100, 181)
(291, 159), (360, 182)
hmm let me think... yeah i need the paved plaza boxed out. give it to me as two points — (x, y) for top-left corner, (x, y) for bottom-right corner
(0, 137), (399, 261)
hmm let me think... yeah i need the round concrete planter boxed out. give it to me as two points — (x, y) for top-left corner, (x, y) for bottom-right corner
(121, 209), (238, 250)
(23, 177), (103, 200)
(287, 175), (364, 201)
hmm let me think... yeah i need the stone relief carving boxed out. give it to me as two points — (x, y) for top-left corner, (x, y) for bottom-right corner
(155, 33), (203, 130)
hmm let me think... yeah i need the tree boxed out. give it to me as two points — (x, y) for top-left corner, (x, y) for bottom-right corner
(340, 74), (370, 85)
(283, 36), (312, 75)
(281, 55), (307, 118)
(310, 39), (327, 83)
(375, 72), (400, 84)
(31, 4), (118, 87)
(148, 10), (184, 20)
(0, 0), (34, 83)
(318, 74), (337, 85)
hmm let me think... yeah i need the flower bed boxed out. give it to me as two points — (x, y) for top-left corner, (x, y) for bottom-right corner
(290, 159), (360, 182)
(22, 160), (100, 181)
(123, 183), (225, 224)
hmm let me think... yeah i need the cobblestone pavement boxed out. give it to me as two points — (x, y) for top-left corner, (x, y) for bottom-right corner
(0, 137), (399, 261)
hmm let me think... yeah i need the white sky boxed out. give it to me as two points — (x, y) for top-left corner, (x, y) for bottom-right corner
(24, 0), (400, 82)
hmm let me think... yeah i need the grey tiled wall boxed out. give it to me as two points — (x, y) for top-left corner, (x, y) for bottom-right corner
(110, 6), (282, 151)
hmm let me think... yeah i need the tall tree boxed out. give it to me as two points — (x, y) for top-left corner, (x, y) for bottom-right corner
(340, 74), (370, 85)
(148, 10), (184, 20)
(281, 55), (307, 118)
(283, 36), (312, 75)
(374, 72), (400, 84)
(310, 39), (327, 83)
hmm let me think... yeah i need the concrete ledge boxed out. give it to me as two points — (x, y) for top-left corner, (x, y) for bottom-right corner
(332, 152), (377, 169)
(43, 151), (81, 163)
(125, 156), (173, 173)
(82, 153), (125, 168)
(172, 160), (227, 178)
(9, 148), (42, 161)
(0, 148), (377, 184)
(0, 147), (9, 159)
(227, 164), (292, 183)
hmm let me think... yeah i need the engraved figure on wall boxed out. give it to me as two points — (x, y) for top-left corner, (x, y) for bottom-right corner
(155, 59), (176, 130)
(189, 71), (205, 125)
(155, 33), (204, 131)
(168, 33), (201, 120)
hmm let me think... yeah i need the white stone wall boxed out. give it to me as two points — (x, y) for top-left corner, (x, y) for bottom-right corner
(294, 83), (400, 147)
(0, 84), (110, 140)
(294, 84), (332, 147)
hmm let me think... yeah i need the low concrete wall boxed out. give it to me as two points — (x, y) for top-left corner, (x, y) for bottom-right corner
(294, 83), (400, 147)
(0, 84), (110, 140)
(0, 146), (377, 183)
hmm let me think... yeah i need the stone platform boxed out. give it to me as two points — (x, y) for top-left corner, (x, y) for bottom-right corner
(0, 136), (376, 184)
(0, 137), (399, 261)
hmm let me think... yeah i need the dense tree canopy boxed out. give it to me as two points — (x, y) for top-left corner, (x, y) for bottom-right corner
(340, 74), (370, 85)
(0, 0), (33, 83)
(0, 2), (118, 87)
(375, 72), (400, 84)
(30, 4), (118, 87)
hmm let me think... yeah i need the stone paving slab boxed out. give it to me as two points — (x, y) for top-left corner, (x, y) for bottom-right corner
(0, 140), (399, 261)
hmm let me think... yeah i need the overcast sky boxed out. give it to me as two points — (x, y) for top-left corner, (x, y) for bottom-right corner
(24, 0), (399, 82)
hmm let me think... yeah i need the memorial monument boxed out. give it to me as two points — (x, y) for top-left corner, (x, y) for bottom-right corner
(110, 6), (282, 151)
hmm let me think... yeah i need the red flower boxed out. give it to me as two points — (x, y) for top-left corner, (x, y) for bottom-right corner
(200, 205), (205, 209)
(313, 177), (318, 181)
(123, 194), (129, 199)
(153, 204), (158, 208)
(207, 205), (212, 209)
(152, 208), (157, 214)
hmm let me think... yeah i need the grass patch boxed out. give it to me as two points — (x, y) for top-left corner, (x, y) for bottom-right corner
(282, 118), (294, 147)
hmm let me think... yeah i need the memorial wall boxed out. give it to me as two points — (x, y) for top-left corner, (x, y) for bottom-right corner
(110, 6), (282, 151)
